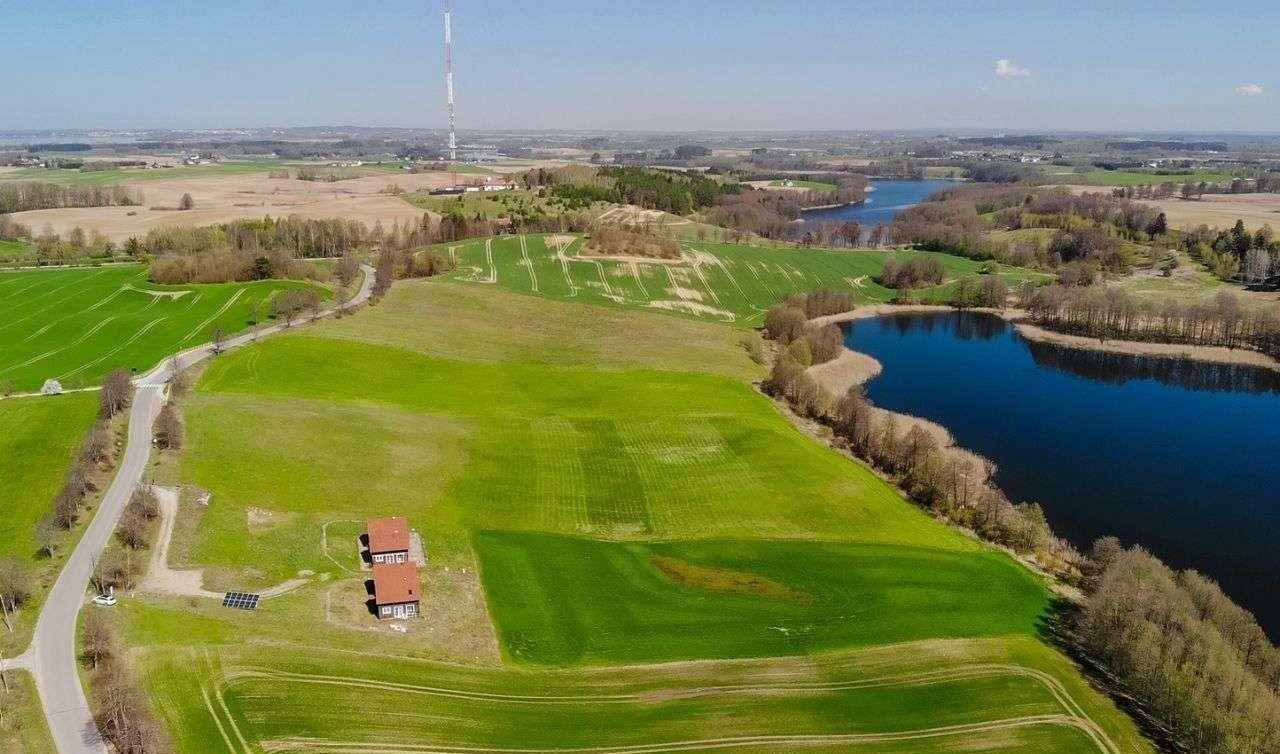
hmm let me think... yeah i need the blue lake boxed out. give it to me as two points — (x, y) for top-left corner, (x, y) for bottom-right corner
(799, 179), (954, 228)
(844, 311), (1280, 635)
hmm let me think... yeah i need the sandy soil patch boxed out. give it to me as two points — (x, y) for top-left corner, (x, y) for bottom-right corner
(595, 204), (667, 225)
(806, 348), (882, 397)
(647, 299), (735, 320)
(8, 170), (452, 242)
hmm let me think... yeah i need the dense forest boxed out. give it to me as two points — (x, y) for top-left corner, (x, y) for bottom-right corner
(1020, 283), (1280, 357)
(1080, 540), (1280, 754)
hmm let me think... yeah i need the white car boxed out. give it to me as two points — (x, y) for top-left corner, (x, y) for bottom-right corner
(90, 594), (117, 606)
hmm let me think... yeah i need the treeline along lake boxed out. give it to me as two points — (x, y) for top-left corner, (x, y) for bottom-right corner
(844, 311), (1280, 636)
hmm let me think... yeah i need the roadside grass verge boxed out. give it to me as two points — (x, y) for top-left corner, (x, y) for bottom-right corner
(0, 670), (56, 754)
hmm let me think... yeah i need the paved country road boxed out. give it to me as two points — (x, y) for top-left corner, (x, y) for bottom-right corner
(15, 265), (375, 754)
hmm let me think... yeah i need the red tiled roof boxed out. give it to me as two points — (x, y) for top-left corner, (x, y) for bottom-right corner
(367, 517), (410, 554)
(372, 562), (420, 605)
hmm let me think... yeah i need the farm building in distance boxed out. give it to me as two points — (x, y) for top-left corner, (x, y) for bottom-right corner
(366, 517), (410, 565)
(371, 562), (420, 620)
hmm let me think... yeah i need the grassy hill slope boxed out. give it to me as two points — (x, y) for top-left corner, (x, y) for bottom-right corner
(115, 275), (1153, 754)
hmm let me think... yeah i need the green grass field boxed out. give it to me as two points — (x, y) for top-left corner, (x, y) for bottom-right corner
(771, 179), (838, 191)
(475, 532), (1047, 665)
(1044, 169), (1236, 187)
(0, 392), (99, 559)
(133, 630), (1125, 754)
(111, 275), (1154, 754)
(0, 158), (286, 186)
(436, 235), (1035, 325)
(0, 239), (33, 258)
(0, 265), (323, 391)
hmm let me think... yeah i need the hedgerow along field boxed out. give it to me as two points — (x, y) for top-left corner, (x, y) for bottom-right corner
(0, 265), (324, 392)
(438, 234), (1036, 324)
(122, 278), (1153, 754)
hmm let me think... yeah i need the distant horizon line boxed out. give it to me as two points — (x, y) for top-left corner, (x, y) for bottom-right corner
(5, 126), (1280, 139)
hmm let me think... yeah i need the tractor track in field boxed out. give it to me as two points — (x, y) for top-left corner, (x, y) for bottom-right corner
(181, 288), (246, 342)
(519, 235), (539, 293)
(0, 269), (111, 329)
(58, 316), (167, 380)
(216, 662), (1118, 754)
(0, 315), (119, 374)
(258, 716), (1103, 754)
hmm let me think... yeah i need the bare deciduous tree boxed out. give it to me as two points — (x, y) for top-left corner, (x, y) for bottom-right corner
(99, 368), (134, 419)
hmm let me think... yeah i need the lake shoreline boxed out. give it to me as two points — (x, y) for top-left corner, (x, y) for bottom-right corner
(808, 304), (1280, 398)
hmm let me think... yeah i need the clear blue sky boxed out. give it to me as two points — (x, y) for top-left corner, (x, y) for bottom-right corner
(3, 0), (1277, 132)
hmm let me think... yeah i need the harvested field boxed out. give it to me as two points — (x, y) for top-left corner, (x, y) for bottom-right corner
(1141, 193), (1280, 232)
(4, 168), (453, 242)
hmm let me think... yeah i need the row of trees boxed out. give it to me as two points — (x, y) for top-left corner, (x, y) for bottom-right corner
(1112, 176), (1280, 202)
(82, 610), (170, 753)
(759, 292), (1075, 574)
(0, 182), (142, 214)
(1079, 540), (1280, 754)
(1021, 284), (1280, 357)
(143, 216), (369, 259)
(0, 369), (132, 638)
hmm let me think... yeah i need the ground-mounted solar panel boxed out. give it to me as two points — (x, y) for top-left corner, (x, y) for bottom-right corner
(222, 591), (260, 610)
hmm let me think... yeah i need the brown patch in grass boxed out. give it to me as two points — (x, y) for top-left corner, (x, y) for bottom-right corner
(650, 556), (809, 602)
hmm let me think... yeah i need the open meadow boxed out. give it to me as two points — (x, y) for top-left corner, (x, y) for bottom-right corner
(0, 265), (323, 392)
(437, 235), (1035, 324)
(0, 392), (99, 559)
(114, 274), (1153, 754)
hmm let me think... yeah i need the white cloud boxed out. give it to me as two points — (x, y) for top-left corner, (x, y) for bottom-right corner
(1237, 83), (1264, 97)
(995, 59), (1031, 78)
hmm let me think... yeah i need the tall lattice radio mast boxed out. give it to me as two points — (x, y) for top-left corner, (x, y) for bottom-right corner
(443, 0), (457, 162)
